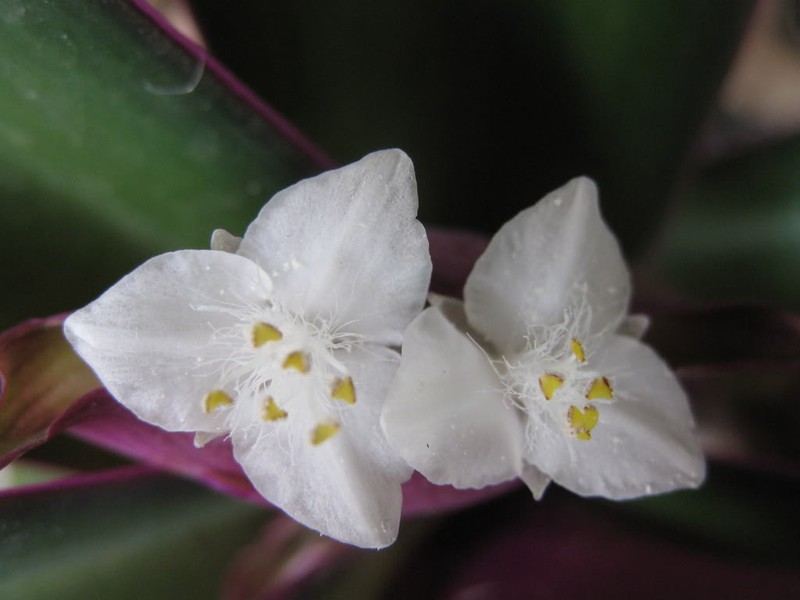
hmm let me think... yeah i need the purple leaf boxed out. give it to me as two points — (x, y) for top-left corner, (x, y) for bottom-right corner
(61, 389), (262, 503)
(222, 516), (350, 600)
(644, 303), (800, 368)
(437, 495), (800, 599)
(63, 388), (518, 515)
(428, 228), (488, 297)
(0, 315), (100, 468)
(641, 304), (800, 470)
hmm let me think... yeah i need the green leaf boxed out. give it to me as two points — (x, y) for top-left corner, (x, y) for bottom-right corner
(189, 0), (750, 252)
(532, 1), (751, 252)
(655, 138), (800, 310)
(0, 460), (73, 489)
(0, 468), (267, 599)
(0, 1), (322, 327)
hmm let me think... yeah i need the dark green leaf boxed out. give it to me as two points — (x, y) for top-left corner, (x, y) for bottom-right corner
(0, 1), (322, 327)
(655, 138), (800, 309)
(190, 0), (750, 253)
(0, 468), (267, 599)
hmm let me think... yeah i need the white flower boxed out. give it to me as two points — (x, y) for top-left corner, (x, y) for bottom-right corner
(382, 177), (705, 500)
(64, 150), (432, 548)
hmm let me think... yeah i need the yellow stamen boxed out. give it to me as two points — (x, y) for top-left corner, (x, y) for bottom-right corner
(282, 351), (310, 373)
(568, 405), (599, 440)
(571, 338), (586, 363)
(311, 421), (340, 445)
(539, 373), (564, 400)
(263, 396), (288, 421)
(586, 376), (613, 401)
(331, 376), (356, 405)
(252, 322), (283, 347)
(203, 389), (233, 413)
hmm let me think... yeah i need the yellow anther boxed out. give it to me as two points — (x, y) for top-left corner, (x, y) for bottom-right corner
(568, 405), (599, 440)
(571, 338), (586, 363)
(282, 351), (310, 373)
(263, 396), (288, 421)
(331, 376), (356, 405)
(203, 389), (233, 413)
(252, 322), (283, 347)
(586, 376), (613, 401)
(539, 373), (564, 400)
(311, 421), (340, 445)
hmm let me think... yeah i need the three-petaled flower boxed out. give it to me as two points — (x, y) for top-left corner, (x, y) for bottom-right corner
(382, 177), (705, 499)
(65, 150), (432, 548)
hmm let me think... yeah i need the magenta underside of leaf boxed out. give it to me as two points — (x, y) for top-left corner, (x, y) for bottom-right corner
(4, 235), (798, 517)
(222, 514), (352, 600)
(62, 389), (263, 504)
(0, 313), (100, 469)
(0, 229), (499, 517)
(428, 228), (489, 297)
(55, 296), (800, 512)
(641, 303), (800, 472)
(62, 390), (518, 515)
(439, 494), (800, 598)
(642, 303), (800, 368)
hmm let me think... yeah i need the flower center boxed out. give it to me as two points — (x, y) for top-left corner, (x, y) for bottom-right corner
(506, 336), (615, 442)
(200, 302), (361, 446)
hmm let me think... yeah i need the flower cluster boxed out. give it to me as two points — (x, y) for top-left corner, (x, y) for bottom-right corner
(65, 151), (704, 548)
(381, 177), (705, 500)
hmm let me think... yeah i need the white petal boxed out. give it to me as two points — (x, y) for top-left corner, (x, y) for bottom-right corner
(210, 228), (242, 253)
(520, 463), (551, 500)
(237, 149), (431, 346)
(232, 346), (407, 548)
(464, 177), (630, 353)
(382, 304), (526, 489)
(338, 345), (414, 484)
(64, 250), (273, 435)
(618, 314), (650, 339)
(528, 334), (705, 499)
